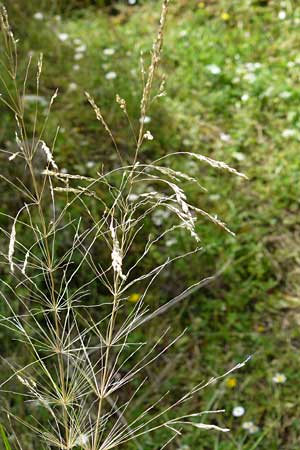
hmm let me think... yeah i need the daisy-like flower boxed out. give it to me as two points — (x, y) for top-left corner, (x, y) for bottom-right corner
(165, 238), (177, 247)
(74, 434), (89, 446)
(152, 209), (170, 226)
(179, 30), (188, 38)
(233, 152), (246, 161)
(220, 132), (231, 142)
(105, 71), (117, 80)
(282, 129), (296, 138)
(272, 373), (286, 384)
(241, 93), (249, 102)
(206, 64), (221, 75)
(242, 421), (259, 434)
(139, 116), (151, 124)
(278, 10), (287, 20)
(287, 61), (295, 68)
(86, 161), (95, 169)
(68, 82), (78, 92)
(209, 194), (221, 201)
(128, 0), (137, 4)
(74, 53), (84, 61)
(144, 130), (153, 140)
(279, 91), (292, 99)
(244, 72), (256, 83)
(33, 12), (44, 20)
(232, 406), (245, 417)
(76, 44), (87, 53)
(103, 48), (115, 56)
(58, 33), (69, 42)
(128, 193), (138, 202)
(23, 95), (48, 107)
(73, 64), (80, 71)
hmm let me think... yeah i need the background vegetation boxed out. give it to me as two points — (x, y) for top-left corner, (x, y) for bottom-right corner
(1, 0), (300, 449)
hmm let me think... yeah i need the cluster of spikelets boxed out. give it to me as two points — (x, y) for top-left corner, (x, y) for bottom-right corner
(0, 2), (248, 449)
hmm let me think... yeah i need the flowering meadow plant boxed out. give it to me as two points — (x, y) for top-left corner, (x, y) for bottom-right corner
(0, 2), (248, 448)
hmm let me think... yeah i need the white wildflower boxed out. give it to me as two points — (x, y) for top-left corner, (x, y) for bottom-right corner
(75, 44), (87, 53)
(103, 48), (115, 56)
(282, 128), (296, 138)
(165, 237), (177, 247)
(74, 53), (84, 60)
(244, 72), (256, 83)
(74, 38), (82, 45)
(58, 33), (69, 42)
(272, 373), (286, 384)
(179, 30), (188, 38)
(152, 209), (170, 226)
(86, 161), (95, 168)
(68, 82), (78, 92)
(73, 64), (80, 71)
(220, 132), (231, 142)
(128, 193), (138, 202)
(242, 421), (253, 430)
(128, 0), (137, 4)
(244, 62), (261, 72)
(278, 10), (287, 20)
(241, 93), (249, 102)
(206, 64), (221, 75)
(23, 95), (47, 107)
(74, 434), (88, 447)
(287, 61), (295, 68)
(105, 71), (117, 80)
(233, 152), (246, 161)
(242, 421), (259, 434)
(279, 91), (292, 99)
(232, 406), (245, 417)
(144, 130), (153, 140)
(139, 115), (151, 124)
(182, 138), (191, 146)
(33, 12), (44, 20)
(209, 194), (221, 201)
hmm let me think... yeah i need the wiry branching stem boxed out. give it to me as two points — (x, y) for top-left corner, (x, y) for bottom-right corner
(0, 3), (249, 450)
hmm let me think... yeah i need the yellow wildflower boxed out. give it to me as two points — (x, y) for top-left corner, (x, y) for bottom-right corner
(256, 324), (265, 333)
(226, 377), (237, 388)
(198, 2), (205, 8)
(221, 12), (230, 21)
(128, 293), (141, 303)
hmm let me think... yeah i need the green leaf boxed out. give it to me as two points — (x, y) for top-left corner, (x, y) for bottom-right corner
(0, 425), (12, 450)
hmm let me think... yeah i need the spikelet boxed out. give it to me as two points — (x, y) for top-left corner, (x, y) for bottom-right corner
(8, 216), (17, 273)
(110, 217), (126, 281)
(40, 141), (58, 171)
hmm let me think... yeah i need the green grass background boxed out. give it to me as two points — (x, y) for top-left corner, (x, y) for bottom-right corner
(1, 0), (300, 449)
